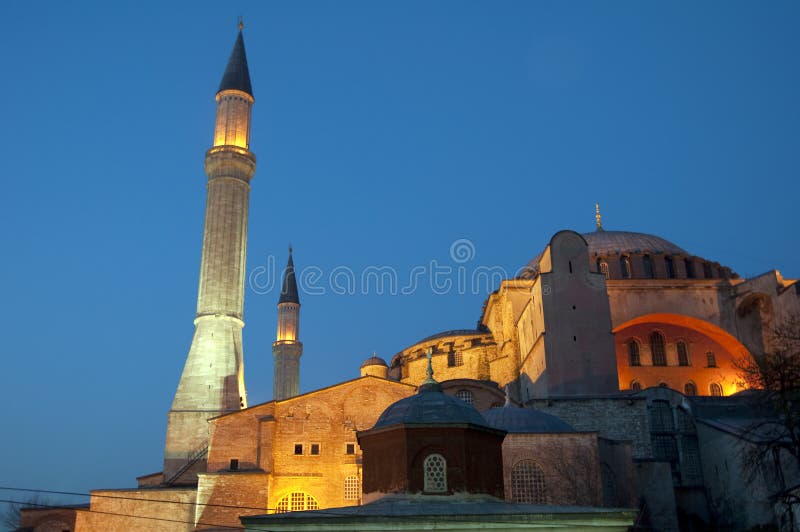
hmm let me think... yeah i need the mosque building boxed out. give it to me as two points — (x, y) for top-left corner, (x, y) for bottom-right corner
(18, 26), (800, 532)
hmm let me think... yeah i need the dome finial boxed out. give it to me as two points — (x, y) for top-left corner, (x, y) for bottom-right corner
(595, 203), (604, 231)
(238, 16), (244, 31)
(422, 347), (436, 385)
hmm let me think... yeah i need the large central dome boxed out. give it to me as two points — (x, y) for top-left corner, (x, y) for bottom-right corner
(582, 230), (688, 256)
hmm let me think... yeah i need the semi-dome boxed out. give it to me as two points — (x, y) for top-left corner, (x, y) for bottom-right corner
(361, 355), (388, 368)
(372, 383), (491, 430)
(582, 230), (688, 256)
(483, 405), (575, 433)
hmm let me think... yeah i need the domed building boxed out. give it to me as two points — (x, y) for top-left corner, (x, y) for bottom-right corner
(20, 24), (799, 532)
(389, 208), (799, 402)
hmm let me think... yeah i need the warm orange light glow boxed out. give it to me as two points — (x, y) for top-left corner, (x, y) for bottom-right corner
(613, 313), (754, 396)
(213, 90), (253, 149)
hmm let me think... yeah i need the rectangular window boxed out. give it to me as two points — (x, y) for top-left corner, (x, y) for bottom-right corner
(310, 443), (320, 455)
(294, 444), (303, 455)
(229, 459), (239, 471)
(346, 443), (356, 455)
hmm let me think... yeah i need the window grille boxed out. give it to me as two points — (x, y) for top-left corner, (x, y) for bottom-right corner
(455, 390), (474, 405)
(650, 332), (666, 366)
(652, 435), (678, 462)
(665, 256), (675, 278)
(628, 341), (640, 366)
(631, 381), (642, 392)
(683, 382), (697, 396)
(706, 352), (717, 367)
(276, 492), (319, 513)
(344, 476), (360, 501)
(710, 383), (722, 396)
(511, 460), (546, 504)
(423, 454), (447, 493)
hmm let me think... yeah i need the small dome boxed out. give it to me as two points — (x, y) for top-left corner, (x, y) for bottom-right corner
(361, 355), (388, 368)
(582, 230), (688, 256)
(373, 385), (491, 430)
(482, 405), (575, 433)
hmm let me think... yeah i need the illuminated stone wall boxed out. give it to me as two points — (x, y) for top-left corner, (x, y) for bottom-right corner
(202, 375), (416, 524)
(74, 488), (197, 532)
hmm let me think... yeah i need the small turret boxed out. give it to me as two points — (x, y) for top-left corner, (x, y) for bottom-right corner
(360, 353), (388, 379)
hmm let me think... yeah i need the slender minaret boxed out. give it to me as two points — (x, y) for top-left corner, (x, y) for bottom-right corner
(273, 248), (303, 400)
(164, 25), (255, 483)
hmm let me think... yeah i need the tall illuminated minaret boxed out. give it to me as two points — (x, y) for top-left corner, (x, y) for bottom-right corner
(164, 25), (255, 483)
(273, 248), (302, 400)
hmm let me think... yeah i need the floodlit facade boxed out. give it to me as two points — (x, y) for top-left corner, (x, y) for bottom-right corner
(18, 27), (800, 532)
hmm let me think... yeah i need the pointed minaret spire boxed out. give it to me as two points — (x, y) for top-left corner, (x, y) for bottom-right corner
(595, 203), (604, 231)
(279, 246), (300, 304)
(274, 248), (303, 400)
(218, 24), (253, 97)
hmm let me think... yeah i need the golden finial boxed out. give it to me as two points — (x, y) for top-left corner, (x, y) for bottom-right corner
(238, 17), (244, 31)
(595, 203), (603, 231)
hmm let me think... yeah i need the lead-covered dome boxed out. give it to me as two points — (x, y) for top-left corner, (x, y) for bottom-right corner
(372, 383), (491, 430)
(361, 355), (388, 368)
(483, 405), (575, 433)
(582, 230), (688, 256)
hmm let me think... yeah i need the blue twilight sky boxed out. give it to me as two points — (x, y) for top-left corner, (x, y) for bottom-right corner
(0, 0), (798, 509)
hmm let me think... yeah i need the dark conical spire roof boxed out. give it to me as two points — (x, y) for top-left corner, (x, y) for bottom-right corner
(278, 248), (299, 304)
(218, 30), (253, 97)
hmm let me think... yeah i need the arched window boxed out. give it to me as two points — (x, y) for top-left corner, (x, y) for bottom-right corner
(455, 390), (474, 405)
(684, 259), (695, 279)
(275, 492), (319, 513)
(684, 382), (697, 396)
(665, 256), (675, 279)
(650, 332), (666, 366)
(710, 383), (723, 397)
(643, 255), (654, 278)
(703, 263), (714, 279)
(628, 341), (641, 366)
(596, 259), (609, 279)
(677, 341), (689, 366)
(620, 256), (632, 279)
(423, 454), (447, 493)
(630, 380), (642, 392)
(344, 476), (360, 501)
(706, 352), (717, 367)
(511, 460), (546, 504)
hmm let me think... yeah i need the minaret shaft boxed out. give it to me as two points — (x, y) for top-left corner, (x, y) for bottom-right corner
(164, 31), (255, 483)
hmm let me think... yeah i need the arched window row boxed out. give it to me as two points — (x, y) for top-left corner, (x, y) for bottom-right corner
(624, 335), (713, 368)
(594, 254), (731, 281)
(630, 380), (716, 397)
